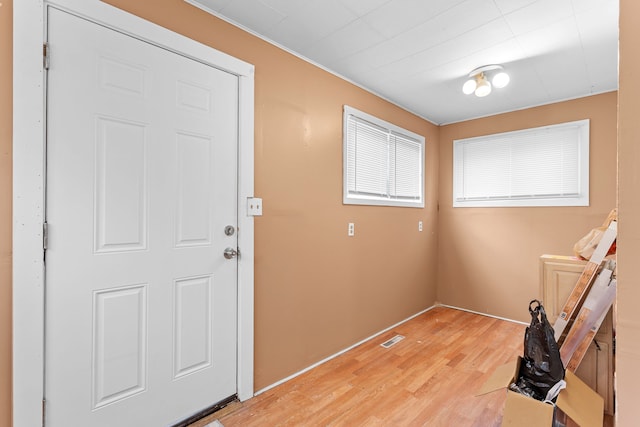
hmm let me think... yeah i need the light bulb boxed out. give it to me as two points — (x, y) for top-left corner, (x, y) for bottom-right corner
(492, 71), (510, 88)
(474, 73), (492, 97)
(462, 78), (477, 95)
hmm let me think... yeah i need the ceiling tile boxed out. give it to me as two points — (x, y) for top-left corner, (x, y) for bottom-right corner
(304, 20), (386, 65)
(575, 4), (618, 92)
(574, 1), (619, 43)
(264, 0), (359, 51)
(351, 68), (398, 94)
(360, 36), (427, 70)
(515, 17), (580, 57)
(504, 0), (574, 36)
(339, 0), (394, 17)
(402, 0), (504, 52)
(493, 0), (539, 15)
(414, 19), (514, 72)
(219, 0), (287, 35)
(360, 0), (468, 38)
(257, 0), (307, 16)
(534, 48), (590, 97)
(328, 51), (380, 77)
(580, 36), (618, 92)
(571, 0), (614, 14)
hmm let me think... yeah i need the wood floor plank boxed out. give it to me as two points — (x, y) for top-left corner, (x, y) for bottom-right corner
(194, 307), (612, 426)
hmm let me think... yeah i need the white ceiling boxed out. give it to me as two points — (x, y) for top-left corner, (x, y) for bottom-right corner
(187, 0), (619, 125)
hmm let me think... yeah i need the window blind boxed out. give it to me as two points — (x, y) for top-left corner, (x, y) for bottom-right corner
(390, 132), (422, 199)
(344, 106), (424, 207)
(453, 120), (589, 207)
(346, 116), (389, 197)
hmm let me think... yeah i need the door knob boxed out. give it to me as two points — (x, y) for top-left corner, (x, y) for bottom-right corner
(223, 247), (238, 259)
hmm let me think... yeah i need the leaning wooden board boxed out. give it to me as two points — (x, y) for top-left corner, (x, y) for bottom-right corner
(553, 220), (617, 343)
(564, 280), (616, 372)
(559, 264), (616, 371)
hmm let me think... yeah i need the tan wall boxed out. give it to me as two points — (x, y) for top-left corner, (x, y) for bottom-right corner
(438, 92), (618, 323)
(0, 0), (12, 425)
(617, 0), (640, 424)
(102, 0), (440, 391)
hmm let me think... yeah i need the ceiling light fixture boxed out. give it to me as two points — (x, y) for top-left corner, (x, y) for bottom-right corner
(462, 65), (510, 97)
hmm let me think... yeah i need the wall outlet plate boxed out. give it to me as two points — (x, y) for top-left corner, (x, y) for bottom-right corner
(247, 197), (262, 216)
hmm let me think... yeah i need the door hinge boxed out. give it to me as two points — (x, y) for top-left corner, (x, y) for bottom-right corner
(43, 43), (50, 70)
(43, 222), (49, 251)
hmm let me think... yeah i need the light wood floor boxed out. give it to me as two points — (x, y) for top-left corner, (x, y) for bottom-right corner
(192, 307), (613, 426)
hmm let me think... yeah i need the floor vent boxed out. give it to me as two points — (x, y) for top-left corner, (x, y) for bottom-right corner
(380, 334), (405, 349)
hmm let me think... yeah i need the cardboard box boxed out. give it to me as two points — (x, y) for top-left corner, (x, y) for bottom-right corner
(477, 357), (604, 427)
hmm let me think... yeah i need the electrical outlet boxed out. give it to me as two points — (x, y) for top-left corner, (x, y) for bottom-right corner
(348, 222), (355, 236)
(247, 197), (263, 216)
(418, 221), (423, 232)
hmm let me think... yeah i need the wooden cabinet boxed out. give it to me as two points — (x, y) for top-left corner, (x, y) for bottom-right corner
(539, 255), (615, 415)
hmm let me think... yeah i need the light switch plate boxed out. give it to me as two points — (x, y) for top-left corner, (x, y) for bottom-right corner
(247, 197), (263, 216)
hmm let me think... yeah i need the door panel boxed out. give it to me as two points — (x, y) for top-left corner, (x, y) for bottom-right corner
(175, 132), (213, 247)
(45, 8), (239, 426)
(174, 276), (213, 378)
(93, 284), (148, 409)
(95, 117), (148, 252)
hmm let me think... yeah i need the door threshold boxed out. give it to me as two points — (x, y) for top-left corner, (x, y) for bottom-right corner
(173, 394), (238, 427)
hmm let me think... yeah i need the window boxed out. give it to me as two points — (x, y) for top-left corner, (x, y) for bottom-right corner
(343, 106), (425, 208)
(453, 119), (589, 207)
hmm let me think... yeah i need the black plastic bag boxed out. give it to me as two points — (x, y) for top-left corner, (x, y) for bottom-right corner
(511, 300), (565, 401)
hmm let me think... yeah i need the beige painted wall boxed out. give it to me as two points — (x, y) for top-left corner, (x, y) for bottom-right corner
(0, 0), (12, 425)
(101, 0), (441, 391)
(438, 92), (618, 323)
(616, 0), (640, 425)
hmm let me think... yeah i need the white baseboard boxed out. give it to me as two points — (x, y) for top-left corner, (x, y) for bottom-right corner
(436, 303), (528, 326)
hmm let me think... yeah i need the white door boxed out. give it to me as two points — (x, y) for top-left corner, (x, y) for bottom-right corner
(45, 8), (239, 426)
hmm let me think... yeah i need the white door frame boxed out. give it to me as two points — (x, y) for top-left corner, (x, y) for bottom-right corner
(13, 1), (255, 425)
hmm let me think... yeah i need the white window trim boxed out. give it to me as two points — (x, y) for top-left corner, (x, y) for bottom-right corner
(343, 105), (425, 208)
(452, 119), (590, 208)
(14, 1), (255, 425)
